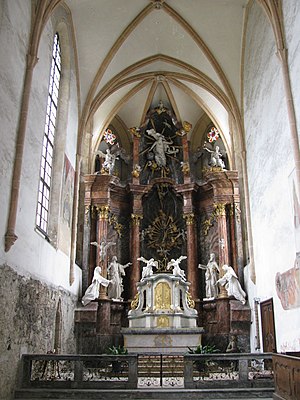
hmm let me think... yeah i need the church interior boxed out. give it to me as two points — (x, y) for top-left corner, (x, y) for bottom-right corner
(0, 1), (300, 399)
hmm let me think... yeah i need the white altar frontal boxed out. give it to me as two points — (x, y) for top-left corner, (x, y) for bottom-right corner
(122, 274), (204, 353)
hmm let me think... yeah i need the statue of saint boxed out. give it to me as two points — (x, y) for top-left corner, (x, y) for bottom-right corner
(217, 265), (246, 304)
(198, 253), (220, 299)
(167, 255), (187, 281)
(226, 335), (239, 353)
(107, 256), (131, 301)
(81, 266), (111, 306)
(137, 257), (158, 280)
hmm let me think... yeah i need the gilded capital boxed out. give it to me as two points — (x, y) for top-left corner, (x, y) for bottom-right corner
(213, 203), (226, 217)
(183, 212), (195, 225)
(84, 205), (90, 223)
(97, 205), (110, 220)
(131, 213), (143, 225)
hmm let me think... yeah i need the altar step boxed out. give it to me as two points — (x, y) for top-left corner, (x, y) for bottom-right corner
(14, 387), (274, 399)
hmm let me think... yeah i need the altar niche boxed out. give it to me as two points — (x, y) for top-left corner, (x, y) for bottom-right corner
(141, 183), (186, 272)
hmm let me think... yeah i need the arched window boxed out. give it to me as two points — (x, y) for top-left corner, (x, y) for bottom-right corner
(36, 33), (61, 235)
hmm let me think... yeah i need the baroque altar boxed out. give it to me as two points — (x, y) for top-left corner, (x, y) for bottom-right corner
(76, 102), (250, 354)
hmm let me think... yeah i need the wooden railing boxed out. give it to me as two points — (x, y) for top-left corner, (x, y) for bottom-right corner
(273, 353), (300, 400)
(19, 352), (274, 390)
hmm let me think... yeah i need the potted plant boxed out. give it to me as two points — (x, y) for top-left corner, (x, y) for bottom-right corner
(187, 344), (219, 373)
(107, 345), (128, 373)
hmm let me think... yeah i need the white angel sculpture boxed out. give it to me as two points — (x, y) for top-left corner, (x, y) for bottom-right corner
(167, 255), (187, 281)
(90, 239), (116, 262)
(96, 144), (130, 175)
(81, 266), (111, 306)
(203, 143), (226, 169)
(137, 257), (158, 280)
(217, 265), (246, 304)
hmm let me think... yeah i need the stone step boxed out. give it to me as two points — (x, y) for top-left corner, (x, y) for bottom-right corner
(14, 387), (274, 399)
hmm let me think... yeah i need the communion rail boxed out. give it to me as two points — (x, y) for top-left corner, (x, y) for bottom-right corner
(19, 352), (274, 391)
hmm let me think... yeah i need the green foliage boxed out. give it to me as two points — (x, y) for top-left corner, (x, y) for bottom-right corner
(188, 344), (219, 354)
(107, 345), (128, 355)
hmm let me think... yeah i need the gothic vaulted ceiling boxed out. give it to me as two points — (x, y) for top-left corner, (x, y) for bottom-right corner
(64, 0), (248, 153)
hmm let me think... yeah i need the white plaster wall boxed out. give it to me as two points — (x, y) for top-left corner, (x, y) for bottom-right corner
(283, 0), (300, 140)
(0, 2), (81, 295)
(243, 1), (300, 352)
(0, 0), (30, 262)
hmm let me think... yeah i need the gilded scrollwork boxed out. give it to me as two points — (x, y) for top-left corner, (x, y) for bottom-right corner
(108, 213), (123, 237)
(181, 161), (190, 175)
(130, 293), (139, 310)
(202, 203), (227, 235)
(186, 291), (195, 309)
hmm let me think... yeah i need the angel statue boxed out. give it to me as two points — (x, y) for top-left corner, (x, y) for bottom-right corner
(90, 239), (116, 263)
(96, 143), (130, 175)
(203, 143), (226, 169)
(137, 257), (158, 280)
(146, 128), (178, 168)
(167, 255), (187, 281)
(81, 266), (111, 306)
(217, 265), (246, 304)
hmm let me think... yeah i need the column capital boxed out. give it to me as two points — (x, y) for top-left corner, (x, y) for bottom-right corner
(96, 205), (110, 220)
(131, 213), (143, 225)
(183, 212), (195, 225)
(213, 203), (226, 217)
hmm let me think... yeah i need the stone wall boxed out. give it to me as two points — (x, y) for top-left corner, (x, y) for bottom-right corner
(0, 264), (78, 399)
(243, 1), (300, 352)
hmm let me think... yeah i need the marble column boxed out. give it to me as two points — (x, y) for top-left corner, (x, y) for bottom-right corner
(180, 122), (192, 184)
(214, 203), (229, 299)
(130, 213), (143, 300)
(82, 176), (95, 292)
(184, 212), (198, 300)
(131, 129), (141, 185)
(97, 205), (110, 300)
